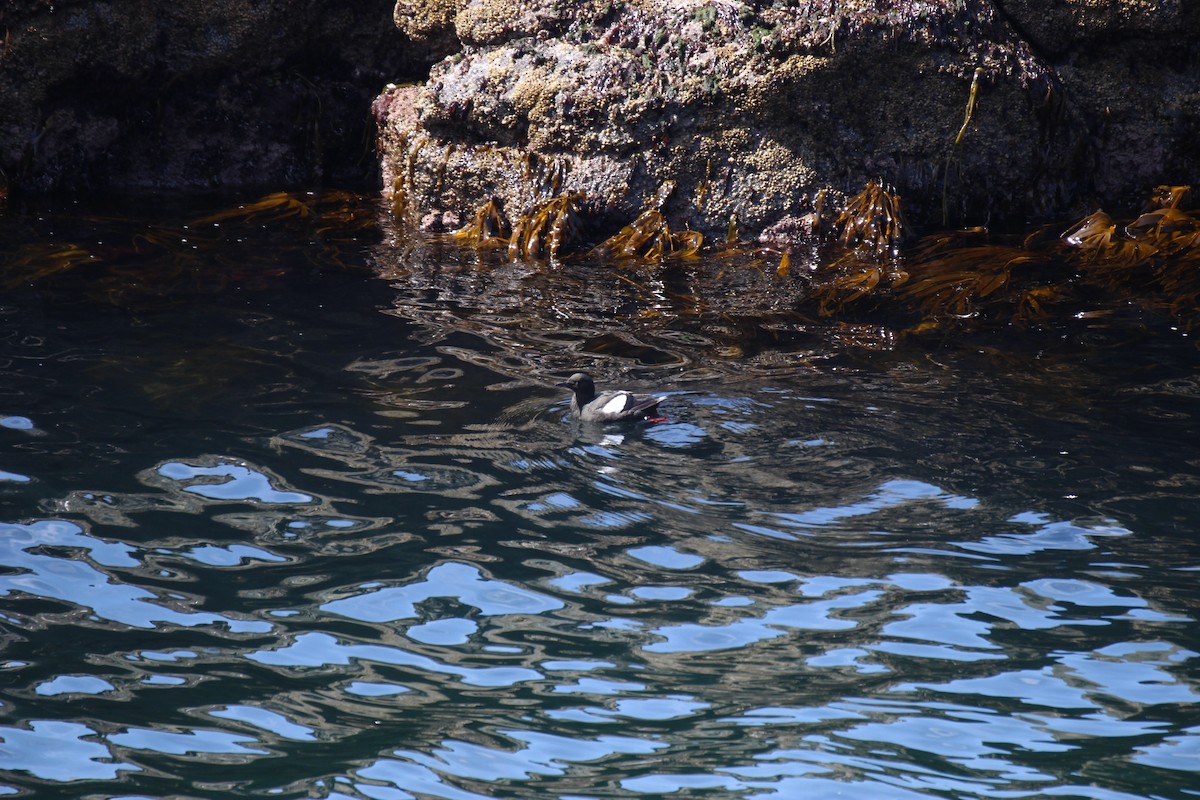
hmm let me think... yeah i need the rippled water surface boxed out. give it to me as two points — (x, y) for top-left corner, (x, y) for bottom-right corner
(2, 193), (1199, 799)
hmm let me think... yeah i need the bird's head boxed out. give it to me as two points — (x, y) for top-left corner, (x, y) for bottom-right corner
(556, 373), (595, 400)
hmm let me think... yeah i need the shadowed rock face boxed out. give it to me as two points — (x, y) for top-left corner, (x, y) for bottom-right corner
(378, 0), (1200, 242)
(996, 0), (1200, 206)
(0, 0), (420, 193)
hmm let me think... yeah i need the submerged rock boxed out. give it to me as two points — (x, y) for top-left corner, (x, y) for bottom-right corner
(376, 0), (1200, 243)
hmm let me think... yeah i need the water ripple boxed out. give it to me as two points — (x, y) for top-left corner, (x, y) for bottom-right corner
(0, 519), (268, 632)
(2, 196), (1199, 798)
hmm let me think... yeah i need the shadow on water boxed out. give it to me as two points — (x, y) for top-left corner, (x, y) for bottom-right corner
(1, 192), (1199, 799)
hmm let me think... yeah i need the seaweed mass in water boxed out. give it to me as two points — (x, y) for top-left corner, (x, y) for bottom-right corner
(442, 180), (1200, 339)
(7, 183), (1199, 345)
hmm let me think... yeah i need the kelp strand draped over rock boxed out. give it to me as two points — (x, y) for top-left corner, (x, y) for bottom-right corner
(508, 193), (585, 260)
(452, 198), (510, 248)
(591, 209), (704, 262)
(446, 180), (899, 267)
(834, 180), (907, 256)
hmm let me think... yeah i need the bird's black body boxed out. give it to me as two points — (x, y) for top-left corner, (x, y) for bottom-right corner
(556, 373), (666, 423)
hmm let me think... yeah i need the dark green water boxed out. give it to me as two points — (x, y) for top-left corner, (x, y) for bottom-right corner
(2, 193), (1199, 799)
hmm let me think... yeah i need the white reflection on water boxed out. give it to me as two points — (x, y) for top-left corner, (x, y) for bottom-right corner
(247, 631), (544, 687)
(34, 675), (116, 697)
(0, 520), (269, 631)
(158, 461), (314, 503)
(322, 561), (565, 622)
(0, 721), (140, 781)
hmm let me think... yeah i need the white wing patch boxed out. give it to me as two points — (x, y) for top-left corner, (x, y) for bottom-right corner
(601, 392), (633, 415)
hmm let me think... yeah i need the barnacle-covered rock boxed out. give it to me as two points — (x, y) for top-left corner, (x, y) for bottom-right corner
(377, 0), (1200, 244)
(393, 0), (460, 62)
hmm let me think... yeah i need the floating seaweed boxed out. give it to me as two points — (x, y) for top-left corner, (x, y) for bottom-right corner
(885, 185), (1199, 332)
(1060, 187), (1198, 275)
(1059, 185), (1200, 324)
(812, 253), (907, 317)
(1, 191), (378, 306)
(400, 175), (1200, 340)
(898, 230), (1053, 324)
(194, 191), (313, 225)
(1060, 211), (1153, 272)
(1, 243), (99, 288)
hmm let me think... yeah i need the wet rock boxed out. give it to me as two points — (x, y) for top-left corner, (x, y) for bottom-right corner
(0, 0), (421, 193)
(376, 0), (1200, 243)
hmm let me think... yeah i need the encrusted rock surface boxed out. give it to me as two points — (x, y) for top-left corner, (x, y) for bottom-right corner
(377, 0), (1200, 242)
(4, 0), (1194, 225)
(0, 0), (420, 193)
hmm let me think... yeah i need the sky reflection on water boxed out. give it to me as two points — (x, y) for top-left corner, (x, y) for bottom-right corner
(1, 196), (1199, 799)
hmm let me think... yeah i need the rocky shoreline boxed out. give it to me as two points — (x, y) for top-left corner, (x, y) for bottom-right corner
(3, 1), (1197, 245)
(378, 0), (1200, 244)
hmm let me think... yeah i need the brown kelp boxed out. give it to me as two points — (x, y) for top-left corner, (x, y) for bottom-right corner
(1060, 185), (1200, 321)
(508, 193), (585, 260)
(834, 180), (908, 257)
(810, 181), (910, 315)
(813, 253), (911, 318)
(1, 243), (99, 287)
(896, 228), (1057, 326)
(394, 179), (1200, 341)
(591, 209), (703, 262)
(1, 191), (376, 305)
(943, 67), (983, 226)
(452, 198), (511, 248)
(817, 184), (1200, 333)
